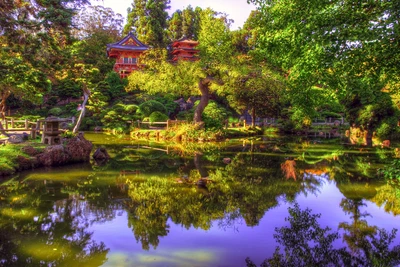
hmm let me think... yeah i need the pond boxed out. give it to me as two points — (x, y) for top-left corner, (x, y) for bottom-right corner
(1, 132), (400, 266)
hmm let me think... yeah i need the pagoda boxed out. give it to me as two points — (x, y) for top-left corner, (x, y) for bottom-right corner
(106, 32), (149, 78)
(171, 37), (199, 62)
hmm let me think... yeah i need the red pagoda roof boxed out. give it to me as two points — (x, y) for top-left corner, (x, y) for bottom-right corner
(106, 32), (149, 57)
(171, 36), (199, 47)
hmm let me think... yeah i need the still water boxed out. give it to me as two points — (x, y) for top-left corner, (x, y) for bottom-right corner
(1, 132), (400, 266)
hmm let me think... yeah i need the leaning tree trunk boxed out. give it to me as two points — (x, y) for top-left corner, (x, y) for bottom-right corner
(0, 90), (11, 121)
(0, 90), (10, 135)
(72, 85), (90, 134)
(193, 77), (212, 126)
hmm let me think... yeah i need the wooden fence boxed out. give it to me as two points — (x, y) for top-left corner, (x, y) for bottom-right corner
(136, 119), (185, 129)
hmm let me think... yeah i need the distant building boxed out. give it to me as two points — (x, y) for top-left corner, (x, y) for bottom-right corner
(106, 32), (149, 79)
(171, 37), (199, 62)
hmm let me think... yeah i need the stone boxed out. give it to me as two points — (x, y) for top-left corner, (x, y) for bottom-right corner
(37, 145), (70, 166)
(64, 133), (93, 162)
(6, 135), (23, 144)
(92, 147), (110, 160)
(381, 140), (391, 148)
(16, 155), (38, 170)
(21, 146), (40, 156)
(223, 158), (231, 164)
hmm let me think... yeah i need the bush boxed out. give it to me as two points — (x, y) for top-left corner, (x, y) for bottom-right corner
(375, 117), (398, 139)
(100, 103), (139, 132)
(201, 101), (230, 129)
(48, 107), (63, 116)
(149, 111), (169, 123)
(138, 100), (167, 118)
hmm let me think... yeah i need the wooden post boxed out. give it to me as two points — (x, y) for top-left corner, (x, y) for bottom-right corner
(167, 119), (170, 130)
(25, 119), (28, 130)
(137, 120), (141, 129)
(5, 119), (8, 130)
(41, 122), (46, 143)
(11, 118), (14, 128)
(36, 121), (40, 135)
(31, 125), (36, 139)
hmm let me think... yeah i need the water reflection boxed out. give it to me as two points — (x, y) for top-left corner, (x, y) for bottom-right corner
(246, 203), (400, 267)
(0, 178), (109, 266)
(0, 133), (399, 266)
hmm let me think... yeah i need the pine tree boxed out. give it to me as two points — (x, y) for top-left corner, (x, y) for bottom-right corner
(124, 0), (170, 48)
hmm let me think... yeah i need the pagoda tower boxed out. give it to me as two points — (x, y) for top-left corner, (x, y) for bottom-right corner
(106, 33), (149, 78)
(171, 37), (199, 62)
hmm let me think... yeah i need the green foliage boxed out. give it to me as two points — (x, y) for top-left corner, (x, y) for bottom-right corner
(378, 160), (400, 181)
(124, 0), (170, 48)
(105, 71), (128, 99)
(375, 116), (399, 139)
(101, 103), (139, 132)
(48, 107), (63, 117)
(149, 111), (169, 123)
(138, 100), (167, 118)
(249, 0), (400, 135)
(153, 96), (179, 116)
(201, 101), (229, 129)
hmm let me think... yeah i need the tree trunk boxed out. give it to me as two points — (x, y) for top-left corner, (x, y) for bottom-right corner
(194, 152), (208, 178)
(73, 85), (90, 134)
(251, 108), (256, 127)
(364, 130), (373, 147)
(0, 91), (10, 135)
(193, 77), (212, 125)
(0, 90), (11, 121)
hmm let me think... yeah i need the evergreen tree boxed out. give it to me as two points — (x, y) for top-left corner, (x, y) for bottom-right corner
(180, 5), (202, 40)
(167, 10), (183, 41)
(124, 0), (170, 48)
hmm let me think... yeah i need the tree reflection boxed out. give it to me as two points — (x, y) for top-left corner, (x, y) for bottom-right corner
(339, 198), (400, 265)
(0, 178), (110, 266)
(371, 182), (400, 216)
(126, 151), (325, 250)
(246, 203), (400, 267)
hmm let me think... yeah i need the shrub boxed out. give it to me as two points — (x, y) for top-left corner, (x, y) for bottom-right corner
(375, 117), (398, 139)
(48, 107), (63, 116)
(138, 100), (167, 118)
(149, 111), (169, 123)
(201, 101), (230, 129)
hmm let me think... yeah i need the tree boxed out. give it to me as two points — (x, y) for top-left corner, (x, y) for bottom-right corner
(124, 0), (171, 48)
(71, 5), (124, 81)
(0, 0), (89, 120)
(249, 0), (400, 145)
(181, 5), (202, 40)
(167, 10), (183, 41)
(127, 8), (234, 125)
(226, 57), (285, 127)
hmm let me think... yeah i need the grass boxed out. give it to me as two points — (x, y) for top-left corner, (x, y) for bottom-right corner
(0, 145), (24, 175)
(0, 141), (45, 176)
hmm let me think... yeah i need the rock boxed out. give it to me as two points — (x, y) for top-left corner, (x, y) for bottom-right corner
(37, 133), (92, 166)
(21, 146), (40, 156)
(382, 140), (391, 148)
(94, 126), (102, 132)
(6, 135), (23, 144)
(223, 158), (231, 164)
(16, 155), (38, 170)
(92, 147), (110, 160)
(64, 133), (93, 162)
(37, 145), (70, 166)
(22, 132), (29, 140)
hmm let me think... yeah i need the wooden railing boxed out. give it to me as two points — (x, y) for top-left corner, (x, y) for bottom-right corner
(136, 119), (185, 129)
